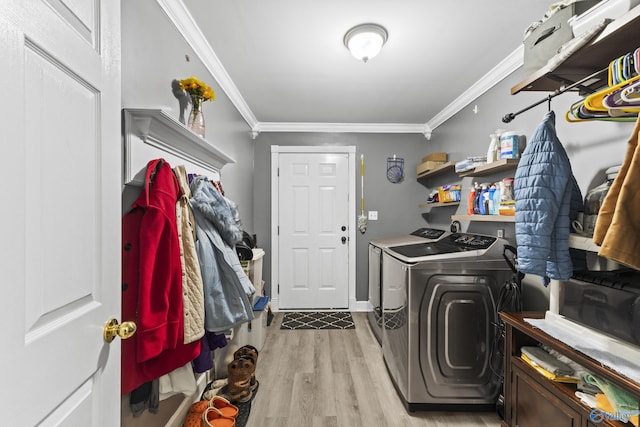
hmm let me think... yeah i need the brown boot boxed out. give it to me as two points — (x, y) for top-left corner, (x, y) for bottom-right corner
(233, 345), (258, 365)
(221, 356), (254, 404)
(233, 345), (259, 391)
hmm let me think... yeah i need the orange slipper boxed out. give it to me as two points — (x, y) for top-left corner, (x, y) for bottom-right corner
(209, 395), (239, 419)
(189, 399), (210, 414)
(202, 406), (236, 427)
(183, 399), (209, 427)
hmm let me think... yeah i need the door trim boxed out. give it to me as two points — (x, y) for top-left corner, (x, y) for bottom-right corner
(271, 145), (356, 311)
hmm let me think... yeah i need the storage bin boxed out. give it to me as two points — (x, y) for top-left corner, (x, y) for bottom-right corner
(523, 0), (601, 75)
(241, 248), (265, 305)
(569, 0), (640, 37)
(247, 307), (268, 351)
(248, 248), (264, 287)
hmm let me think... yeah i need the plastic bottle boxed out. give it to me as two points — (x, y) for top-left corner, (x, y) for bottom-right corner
(479, 184), (489, 215)
(473, 182), (481, 214)
(488, 185), (497, 215)
(491, 184), (501, 215)
(467, 185), (476, 215)
(487, 134), (499, 164)
(494, 129), (505, 162)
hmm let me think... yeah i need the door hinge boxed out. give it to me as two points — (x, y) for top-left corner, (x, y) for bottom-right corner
(277, 226), (279, 235)
(278, 284), (280, 293)
(277, 167), (280, 177)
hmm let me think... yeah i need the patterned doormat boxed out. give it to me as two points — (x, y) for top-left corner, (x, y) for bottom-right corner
(280, 311), (355, 330)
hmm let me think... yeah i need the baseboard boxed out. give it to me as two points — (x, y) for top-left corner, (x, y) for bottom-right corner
(270, 299), (370, 312)
(164, 371), (211, 427)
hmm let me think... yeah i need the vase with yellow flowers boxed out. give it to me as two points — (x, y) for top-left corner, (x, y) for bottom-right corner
(179, 76), (215, 138)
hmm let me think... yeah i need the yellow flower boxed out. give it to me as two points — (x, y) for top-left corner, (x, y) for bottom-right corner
(179, 76), (215, 102)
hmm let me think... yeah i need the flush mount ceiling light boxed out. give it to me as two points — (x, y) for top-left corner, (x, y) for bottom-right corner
(343, 23), (388, 63)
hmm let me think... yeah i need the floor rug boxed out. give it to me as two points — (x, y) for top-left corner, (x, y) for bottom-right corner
(280, 311), (355, 330)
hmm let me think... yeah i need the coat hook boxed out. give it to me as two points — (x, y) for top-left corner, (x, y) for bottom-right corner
(547, 94), (552, 112)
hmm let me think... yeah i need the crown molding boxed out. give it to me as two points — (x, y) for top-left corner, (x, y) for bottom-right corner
(160, 0), (519, 141)
(252, 122), (432, 140)
(156, 0), (259, 129)
(122, 108), (235, 186)
(426, 45), (523, 132)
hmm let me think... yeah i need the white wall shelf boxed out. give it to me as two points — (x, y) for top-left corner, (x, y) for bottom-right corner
(122, 108), (235, 186)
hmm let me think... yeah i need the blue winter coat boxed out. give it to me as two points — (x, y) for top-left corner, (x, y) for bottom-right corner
(514, 111), (582, 286)
(190, 176), (255, 332)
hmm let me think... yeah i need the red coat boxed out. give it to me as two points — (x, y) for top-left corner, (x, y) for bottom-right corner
(121, 158), (200, 395)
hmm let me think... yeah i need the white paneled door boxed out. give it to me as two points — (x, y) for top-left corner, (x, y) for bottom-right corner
(0, 1), (121, 425)
(278, 152), (350, 309)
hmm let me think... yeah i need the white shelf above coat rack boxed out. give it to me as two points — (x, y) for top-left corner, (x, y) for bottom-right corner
(122, 108), (235, 186)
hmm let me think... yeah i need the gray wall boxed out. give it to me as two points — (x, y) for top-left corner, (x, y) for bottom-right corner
(121, 0), (255, 232)
(121, 0), (636, 311)
(424, 69), (633, 310)
(253, 69), (635, 310)
(253, 133), (434, 301)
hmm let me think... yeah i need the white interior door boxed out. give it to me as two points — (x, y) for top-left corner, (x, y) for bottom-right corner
(0, 1), (121, 425)
(278, 152), (350, 309)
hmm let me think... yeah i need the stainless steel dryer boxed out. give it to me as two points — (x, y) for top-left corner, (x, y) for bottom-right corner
(381, 233), (512, 411)
(368, 228), (448, 345)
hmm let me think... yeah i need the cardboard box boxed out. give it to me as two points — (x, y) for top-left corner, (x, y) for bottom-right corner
(417, 160), (445, 175)
(421, 152), (448, 163)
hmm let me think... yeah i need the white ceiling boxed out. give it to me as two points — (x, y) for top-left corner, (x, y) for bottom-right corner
(172, 0), (557, 135)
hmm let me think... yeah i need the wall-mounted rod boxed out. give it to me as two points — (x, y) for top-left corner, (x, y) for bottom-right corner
(502, 67), (608, 123)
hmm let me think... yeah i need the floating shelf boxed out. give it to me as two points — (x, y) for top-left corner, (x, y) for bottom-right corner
(122, 108), (235, 186)
(416, 162), (456, 181)
(511, 5), (640, 94)
(419, 201), (460, 209)
(458, 158), (519, 177)
(451, 214), (515, 223)
(568, 233), (600, 253)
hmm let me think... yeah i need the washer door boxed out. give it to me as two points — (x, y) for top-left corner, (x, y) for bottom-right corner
(419, 274), (500, 400)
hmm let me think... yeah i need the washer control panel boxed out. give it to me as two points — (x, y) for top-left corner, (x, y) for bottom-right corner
(447, 233), (496, 249)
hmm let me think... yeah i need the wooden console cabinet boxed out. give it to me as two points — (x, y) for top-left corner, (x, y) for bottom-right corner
(500, 312), (640, 427)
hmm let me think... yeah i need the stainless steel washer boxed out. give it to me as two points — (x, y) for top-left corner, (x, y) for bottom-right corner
(368, 228), (448, 345)
(381, 233), (512, 411)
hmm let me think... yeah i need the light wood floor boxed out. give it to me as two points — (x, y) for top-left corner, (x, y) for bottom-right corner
(245, 312), (501, 427)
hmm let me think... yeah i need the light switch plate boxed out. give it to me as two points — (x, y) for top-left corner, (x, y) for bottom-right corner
(368, 211), (378, 220)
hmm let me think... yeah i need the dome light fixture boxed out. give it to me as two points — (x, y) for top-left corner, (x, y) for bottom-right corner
(343, 23), (388, 63)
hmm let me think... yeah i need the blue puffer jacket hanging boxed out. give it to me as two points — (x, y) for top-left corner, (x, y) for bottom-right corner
(189, 176), (255, 332)
(514, 111), (582, 286)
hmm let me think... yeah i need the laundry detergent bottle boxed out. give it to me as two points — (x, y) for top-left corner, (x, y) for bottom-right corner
(479, 184), (489, 215)
(473, 182), (481, 214)
(467, 185), (476, 215)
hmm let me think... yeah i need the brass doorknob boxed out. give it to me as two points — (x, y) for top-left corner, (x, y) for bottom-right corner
(103, 318), (137, 343)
